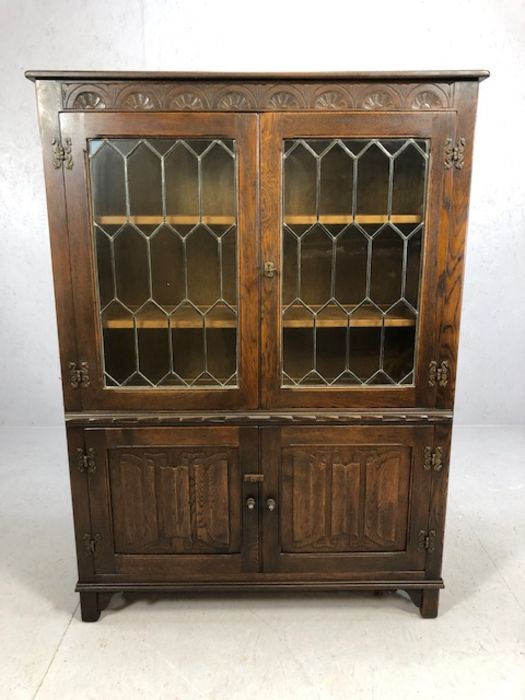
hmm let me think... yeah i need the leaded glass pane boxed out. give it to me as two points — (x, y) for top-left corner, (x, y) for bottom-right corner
(281, 137), (428, 387)
(89, 138), (238, 388)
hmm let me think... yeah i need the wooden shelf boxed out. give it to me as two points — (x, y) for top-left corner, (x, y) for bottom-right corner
(96, 215), (235, 226)
(95, 214), (422, 228)
(102, 306), (415, 330)
(283, 305), (416, 328)
(103, 307), (237, 329)
(284, 215), (422, 225)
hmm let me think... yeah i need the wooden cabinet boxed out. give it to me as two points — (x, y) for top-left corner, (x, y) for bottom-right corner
(27, 69), (488, 620)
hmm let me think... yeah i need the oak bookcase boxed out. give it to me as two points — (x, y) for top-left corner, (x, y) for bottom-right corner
(27, 70), (488, 620)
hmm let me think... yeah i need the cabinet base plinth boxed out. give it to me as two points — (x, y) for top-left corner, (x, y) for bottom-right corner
(76, 580), (443, 622)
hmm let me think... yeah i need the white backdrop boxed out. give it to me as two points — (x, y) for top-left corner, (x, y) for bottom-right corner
(1, 0), (524, 426)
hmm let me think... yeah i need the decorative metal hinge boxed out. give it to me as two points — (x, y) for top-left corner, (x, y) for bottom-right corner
(424, 446), (443, 472)
(418, 529), (436, 552)
(263, 261), (277, 278)
(82, 532), (101, 556)
(444, 137), (465, 170)
(76, 447), (96, 474)
(51, 136), (73, 170)
(69, 361), (90, 388)
(428, 360), (449, 388)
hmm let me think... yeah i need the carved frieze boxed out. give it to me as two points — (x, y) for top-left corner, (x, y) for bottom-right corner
(61, 81), (453, 111)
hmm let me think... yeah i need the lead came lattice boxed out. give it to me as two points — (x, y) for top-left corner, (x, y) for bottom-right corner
(281, 137), (429, 387)
(89, 137), (238, 388)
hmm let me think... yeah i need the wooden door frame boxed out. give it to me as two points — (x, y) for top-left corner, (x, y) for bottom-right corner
(260, 111), (455, 409)
(60, 111), (259, 411)
(260, 425), (434, 574)
(83, 425), (260, 580)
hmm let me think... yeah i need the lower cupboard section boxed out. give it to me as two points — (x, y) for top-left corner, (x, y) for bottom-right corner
(68, 423), (446, 583)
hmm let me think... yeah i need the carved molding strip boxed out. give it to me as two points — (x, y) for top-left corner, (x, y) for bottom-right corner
(61, 81), (453, 111)
(65, 411), (453, 427)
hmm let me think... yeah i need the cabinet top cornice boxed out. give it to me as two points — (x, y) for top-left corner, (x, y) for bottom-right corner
(25, 69), (490, 83)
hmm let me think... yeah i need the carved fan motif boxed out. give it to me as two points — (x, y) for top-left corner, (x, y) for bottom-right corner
(411, 90), (442, 109)
(124, 92), (156, 110)
(362, 91), (396, 110)
(267, 91), (300, 109)
(73, 91), (106, 109)
(216, 92), (250, 110)
(313, 91), (349, 109)
(169, 92), (205, 110)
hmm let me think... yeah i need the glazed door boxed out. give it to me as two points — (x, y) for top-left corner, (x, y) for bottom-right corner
(261, 426), (434, 574)
(84, 426), (259, 578)
(260, 111), (453, 408)
(60, 112), (258, 410)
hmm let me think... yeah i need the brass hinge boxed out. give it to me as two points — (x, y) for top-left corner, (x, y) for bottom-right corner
(82, 532), (101, 556)
(444, 137), (465, 170)
(428, 359), (449, 388)
(424, 446), (443, 472)
(76, 447), (96, 474)
(69, 361), (90, 388)
(263, 261), (277, 278)
(418, 529), (436, 552)
(51, 136), (73, 170)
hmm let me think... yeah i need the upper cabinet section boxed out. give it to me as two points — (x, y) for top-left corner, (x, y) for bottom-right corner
(30, 73), (485, 413)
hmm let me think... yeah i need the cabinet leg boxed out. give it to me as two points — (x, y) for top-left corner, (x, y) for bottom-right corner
(419, 589), (439, 618)
(79, 592), (100, 622)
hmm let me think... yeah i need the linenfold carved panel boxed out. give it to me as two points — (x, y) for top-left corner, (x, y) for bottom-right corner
(61, 81), (453, 111)
(109, 447), (240, 554)
(281, 445), (411, 552)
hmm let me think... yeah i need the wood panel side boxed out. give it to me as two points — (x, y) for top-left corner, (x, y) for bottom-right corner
(426, 423), (452, 579)
(34, 80), (80, 411)
(437, 82), (480, 408)
(66, 427), (94, 579)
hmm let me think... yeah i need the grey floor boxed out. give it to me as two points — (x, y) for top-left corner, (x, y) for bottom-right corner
(1, 426), (524, 699)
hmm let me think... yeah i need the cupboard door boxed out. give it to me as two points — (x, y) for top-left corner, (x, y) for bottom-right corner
(60, 112), (258, 410)
(84, 427), (259, 578)
(261, 426), (433, 574)
(260, 111), (454, 408)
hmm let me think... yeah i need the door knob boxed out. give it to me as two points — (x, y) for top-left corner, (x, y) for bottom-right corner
(246, 497), (256, 511)
(266, 498), (277, 512)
